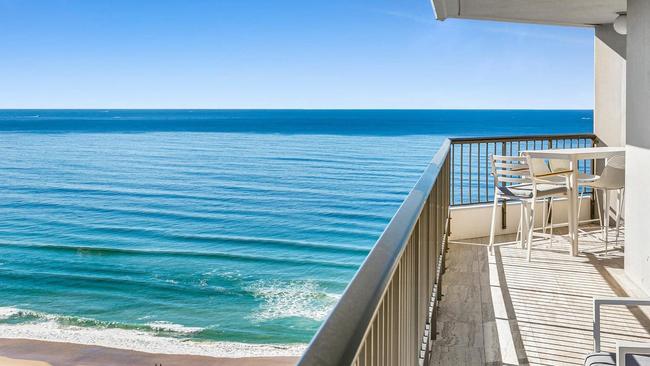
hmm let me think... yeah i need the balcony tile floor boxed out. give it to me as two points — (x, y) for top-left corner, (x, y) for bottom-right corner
(430, 226), (650, 366)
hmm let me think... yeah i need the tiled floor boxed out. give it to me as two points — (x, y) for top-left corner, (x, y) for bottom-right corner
(430, 227), (650, 366)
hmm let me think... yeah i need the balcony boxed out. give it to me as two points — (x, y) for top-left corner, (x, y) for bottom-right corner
(298, 134), (649, 366)
(432, 228), (650, 366)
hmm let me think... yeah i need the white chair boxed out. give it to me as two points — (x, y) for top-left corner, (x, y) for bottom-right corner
(488, 155), (571, 261)
(535, 159), (599, 237)
(578, 155), (625, 255)
(518, 158), (562, 245)
(586, 297), (650, 366)
(549, 159), (599, 183)
(489, 155), (532, 252)
(549, 159), (600, 225)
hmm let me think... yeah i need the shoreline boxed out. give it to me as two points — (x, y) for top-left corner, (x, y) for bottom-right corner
(0, 338), (299, 366)
(0, 318), (306, 358)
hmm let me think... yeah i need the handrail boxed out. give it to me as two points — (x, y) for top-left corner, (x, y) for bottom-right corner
(297, 139), (452, 366)
(449, 133), (599, 144)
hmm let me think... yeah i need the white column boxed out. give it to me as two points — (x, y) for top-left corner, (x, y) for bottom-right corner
(625, 0), (650, 294)
(595, 24), (626, 148)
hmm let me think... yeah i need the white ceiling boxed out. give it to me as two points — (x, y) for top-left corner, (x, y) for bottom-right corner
(431, 0), (627, 27)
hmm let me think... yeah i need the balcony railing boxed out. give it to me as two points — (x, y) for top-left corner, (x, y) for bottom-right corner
(298, 139), (452, 366)
(449, 133), (600, 206)
(297, 133), (601, 365)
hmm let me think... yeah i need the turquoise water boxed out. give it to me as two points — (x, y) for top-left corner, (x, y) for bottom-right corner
(0, 110), (591, 354)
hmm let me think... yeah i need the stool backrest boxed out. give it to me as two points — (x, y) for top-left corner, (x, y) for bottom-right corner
(549, 159), (570, 172)
(531, 158), (551, 175)
(599, 154), (625, 189)
(606, 155), (625, 169)
(490, 155), (530, 188)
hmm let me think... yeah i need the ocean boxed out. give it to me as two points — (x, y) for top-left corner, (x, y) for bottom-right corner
(0, 109), (592, 356)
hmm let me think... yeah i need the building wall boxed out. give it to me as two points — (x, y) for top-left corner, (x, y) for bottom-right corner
(595, 24), (626, 147)
(449, 198), (592, 240)
(625, 0), (650, 294)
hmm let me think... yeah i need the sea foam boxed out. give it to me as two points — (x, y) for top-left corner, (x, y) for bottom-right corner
(0, 307), (305, 357)
(247, 280), (340, 322)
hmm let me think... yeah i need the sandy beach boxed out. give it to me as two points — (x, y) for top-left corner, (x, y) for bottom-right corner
(0, 339), (299, 366)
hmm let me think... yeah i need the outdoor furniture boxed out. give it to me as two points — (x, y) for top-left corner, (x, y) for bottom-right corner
(585, 297), (650, 366)
(578, 155), (625, 256)
(549, 158), (600, 183)
(526, 158), (600, 244)
(522, 147), (626, 256)
(550, 158), (600, 223)
(488, 155), (530, 253)
(488, 155), (570, 261)
(517, 158), (574, 245)
(543, 154), (625, 255)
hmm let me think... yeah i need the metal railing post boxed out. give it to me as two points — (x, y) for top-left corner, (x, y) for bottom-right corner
(500, 141), (507, 229)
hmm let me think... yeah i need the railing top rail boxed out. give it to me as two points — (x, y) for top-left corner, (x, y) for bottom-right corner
(297, 138), (451, 366)
(449, 133), (597, 144)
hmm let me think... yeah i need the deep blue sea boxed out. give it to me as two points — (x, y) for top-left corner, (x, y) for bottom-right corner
(0, 110), (591, 356)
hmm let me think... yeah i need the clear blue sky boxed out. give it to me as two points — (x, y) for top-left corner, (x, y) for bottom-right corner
(0, 0), (594, 109)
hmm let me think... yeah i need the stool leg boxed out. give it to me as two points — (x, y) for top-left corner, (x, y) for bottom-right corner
(615, 188), (624, 246)
(594, 189), (602, 233)
(603, 190), (610, 256)
(489, 194), (499, 254)
(526, 201), (535, 262)
(519, 202), (525, 249)
(542, 198), (547, 235)
(577, 190), (585, 222)
(519, 201), (528, 249)
(549, 198), (554, 246)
